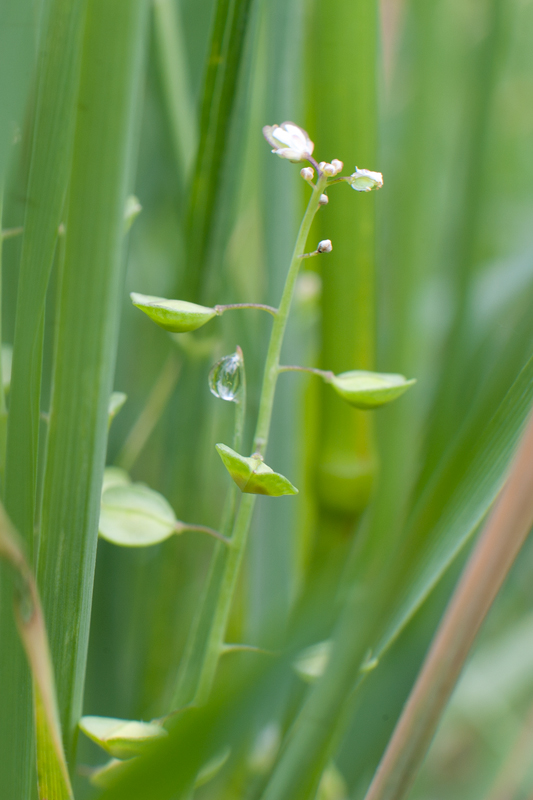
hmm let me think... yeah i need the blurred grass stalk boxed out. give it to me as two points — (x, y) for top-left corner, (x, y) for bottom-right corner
(307, 0), (378, 533)
(364, 410), (533, 800)
(153, 0), (197, 181)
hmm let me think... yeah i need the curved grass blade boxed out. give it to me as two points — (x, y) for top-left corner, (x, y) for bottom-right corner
(364, 410), (533, 800)
(258, 352), (533, 800)
(0, 504), (73, 800)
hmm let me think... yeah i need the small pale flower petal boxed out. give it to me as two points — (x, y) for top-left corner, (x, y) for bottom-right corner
(349, 167), (383, 192)
(331, 159), (343, 174)
(300, 167), (314, 181)
(322, 163), (337, 177)
(262, 122), (314, 162)
(317, 239), (333, 253)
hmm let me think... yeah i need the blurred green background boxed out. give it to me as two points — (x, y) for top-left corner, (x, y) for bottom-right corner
(2, 0), (533, 797)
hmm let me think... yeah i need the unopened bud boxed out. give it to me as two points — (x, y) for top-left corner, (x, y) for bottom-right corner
(318, 161), (327, 170)
(317, 239), (332, 253)
(300, 166), (314, 181)
(319, 193), (329, 205)
(331, 159), (343, 174)
(322, 163), (337, 177)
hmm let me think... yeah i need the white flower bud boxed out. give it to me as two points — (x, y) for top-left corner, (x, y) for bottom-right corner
(319, 193), (329, 205)
(317, 239), (333, 253)
(348, 166), (383, 192)
(263, 122), (314, 162)
(318, 161), (327, 170)
(331, 159), (343, 174)
(300, 167), (314, 181)
(322, 163), (337, 177)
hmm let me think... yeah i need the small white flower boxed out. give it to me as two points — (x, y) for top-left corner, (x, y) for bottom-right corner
(263, 122), (314, 162)
(322, 163), (337, 177)
(331, 159), (343, 174)
(349, 167), (383, 192)
(317, 239), (333, 253)
(300, 167), (314, 181)
(319, 193), (329, 205)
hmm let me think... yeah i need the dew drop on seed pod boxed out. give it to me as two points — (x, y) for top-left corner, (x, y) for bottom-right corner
(209, 352), (242, 402)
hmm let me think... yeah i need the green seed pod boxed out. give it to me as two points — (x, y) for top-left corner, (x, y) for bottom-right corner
(130, 292), (217, 333)
(79, 716), (167, 760)
(99, 482), (177, 546)
(215, 443), (298, 496)
(330, 370), (416, 409)
(293, 640), (331, 684)
(90, 758), (130, 789)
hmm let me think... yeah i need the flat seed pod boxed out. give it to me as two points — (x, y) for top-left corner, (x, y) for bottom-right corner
(99, 482), (177, 546)
(215, 444), (298, 496)
(90, 758), (130, 789)
(101, 466), (131, 492)
(79, 716), (167, 760)
(330, 370), (416, 409)
(130, 292), (216, 333)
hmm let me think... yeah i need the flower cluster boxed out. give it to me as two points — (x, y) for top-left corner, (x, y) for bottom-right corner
(262, 121), (383, 193)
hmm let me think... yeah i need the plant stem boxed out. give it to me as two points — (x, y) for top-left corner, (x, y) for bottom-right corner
(176, 523), (231, 545)
(253, 176), (327, 454)
(193, 175), (327, 706)
(170, 177), (326, 712)
(115, 352), (182, 472)
(278, 365), (334, 382)
(169, 347), (246, 710)
(363, 410), (533, 800)
(215, 302), (278, 317)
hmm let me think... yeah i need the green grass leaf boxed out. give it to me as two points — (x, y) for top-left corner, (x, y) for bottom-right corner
(36, 0), (149, 757)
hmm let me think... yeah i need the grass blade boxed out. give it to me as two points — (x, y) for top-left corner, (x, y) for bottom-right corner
(1, 2), (88, 794)
(363, 409), (533, 800)
(37, 0), (149, 756)
(184, 0), (258, 301)
(0, 504), (73, 799)
(153, 0), (198, 180)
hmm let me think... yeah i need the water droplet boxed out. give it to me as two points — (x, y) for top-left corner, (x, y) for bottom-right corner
(209, 351), (242, 402)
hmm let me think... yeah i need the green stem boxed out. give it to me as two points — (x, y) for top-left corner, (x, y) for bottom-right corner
(115, 352), (182, 472)
(278, 365), (334, 382)
(190, 175), (327, 707)
(175, 522), (231, 545)
(254, 176), (327, 454)
(169, 347), (246, 710)
(215, 302), (278, 317)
